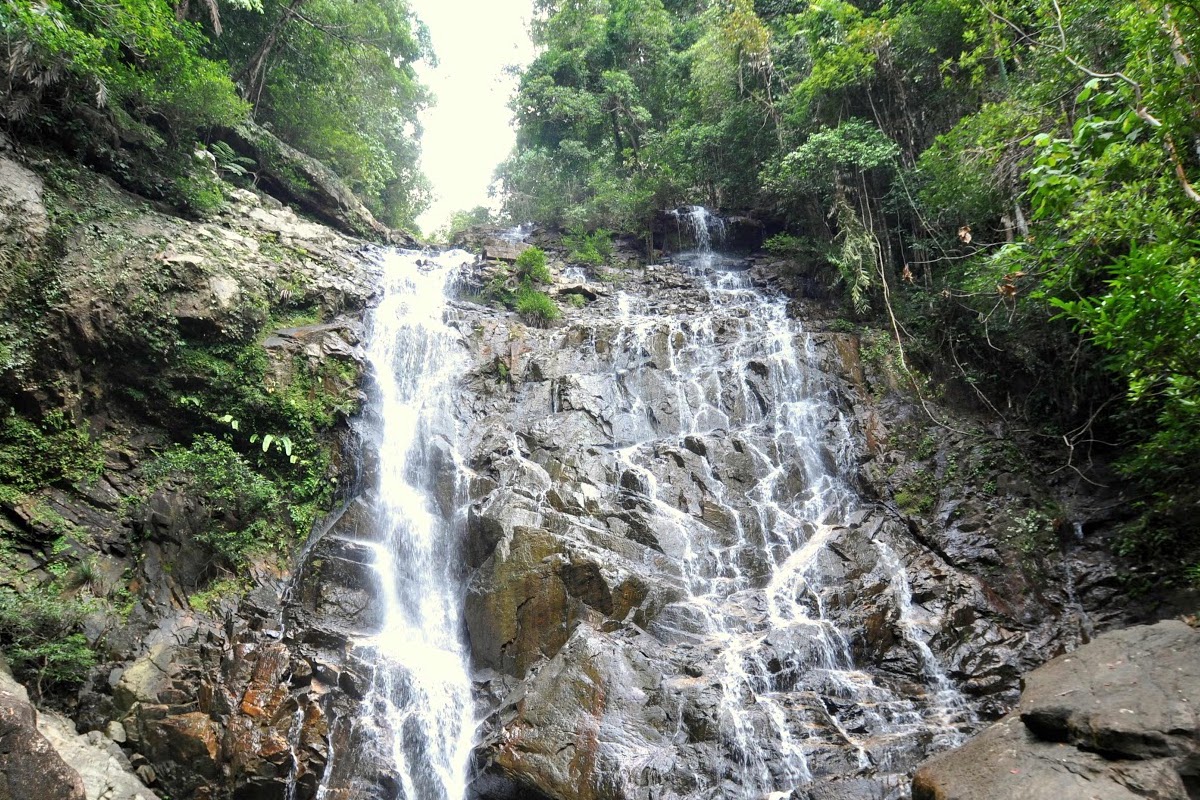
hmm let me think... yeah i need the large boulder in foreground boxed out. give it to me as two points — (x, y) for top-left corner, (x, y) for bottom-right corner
(0, 663), (86, 800)
(912, 619), (1200, 800)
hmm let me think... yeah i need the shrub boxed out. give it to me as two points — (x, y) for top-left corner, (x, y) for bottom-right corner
(0, 586), (96, 696)
(564, 226), (613, 266)
(515, 246), (552, 283)
(0, 410), (104, 494)
(144, 434), (282, 564)
(515, 286), (561, 323)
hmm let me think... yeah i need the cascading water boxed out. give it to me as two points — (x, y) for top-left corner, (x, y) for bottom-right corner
(317, 210), (973, 800)
(331, 248), (476, 800)
(588, 207), (970, 795)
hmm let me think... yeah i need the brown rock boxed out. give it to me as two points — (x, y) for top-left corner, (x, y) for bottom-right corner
(147, 713), (220, 777)
(466, 525), (572, 677)
(0, 683), (86, 800)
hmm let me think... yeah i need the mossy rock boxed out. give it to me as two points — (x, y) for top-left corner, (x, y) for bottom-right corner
(219, 122), (416, 246)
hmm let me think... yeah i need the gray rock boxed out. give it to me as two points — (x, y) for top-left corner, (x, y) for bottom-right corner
(912, 620), (1200, 800)
(105, 721), (127, 743)
(482, 239), (531, 262)
(219, 121), (414, 244)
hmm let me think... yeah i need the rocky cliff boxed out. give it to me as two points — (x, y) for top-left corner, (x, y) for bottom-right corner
(448, 241), (1153, 800)
(0, 139), (385, 800)
(0, 140), (1189, 800)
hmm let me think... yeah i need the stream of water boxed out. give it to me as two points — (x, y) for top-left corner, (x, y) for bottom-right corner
(351, 248), (476, 800)
(603, 207), (969, 794)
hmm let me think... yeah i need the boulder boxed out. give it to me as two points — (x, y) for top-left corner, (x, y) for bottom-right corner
(912, 620), (1200, 800)
(0, 665), (87, 800)
(36, 711), (162, 800)
(482, 239), (531, 262)
(219, 122), (416, 245)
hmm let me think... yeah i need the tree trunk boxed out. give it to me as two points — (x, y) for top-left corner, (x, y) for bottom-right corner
(240, 0), (308, 111)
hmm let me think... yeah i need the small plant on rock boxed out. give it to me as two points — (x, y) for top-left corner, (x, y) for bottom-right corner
(516, 285), (561, 324)
(564, 226), (612, 266)
(514, 246), (552, 284)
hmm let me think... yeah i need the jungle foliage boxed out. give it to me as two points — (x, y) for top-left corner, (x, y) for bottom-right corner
(0, 0), (430, 227)
(499, 0), (1200, 576)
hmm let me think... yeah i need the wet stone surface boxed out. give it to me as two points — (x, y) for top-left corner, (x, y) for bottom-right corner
(445, 235), (1103, 800)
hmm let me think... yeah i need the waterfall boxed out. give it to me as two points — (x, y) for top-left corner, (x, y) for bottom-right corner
(671, 205), (726, 258)
(601, 207), (968, 794)
(319, 212), (971, 800)
(349, 248), (475, 800)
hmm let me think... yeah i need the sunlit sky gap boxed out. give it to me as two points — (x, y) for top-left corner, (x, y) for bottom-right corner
(409, 0), (536, 236)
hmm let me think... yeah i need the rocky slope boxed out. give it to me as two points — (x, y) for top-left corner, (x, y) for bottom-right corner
(446, 241), (1151, 800)
(0, 139), (387, 800)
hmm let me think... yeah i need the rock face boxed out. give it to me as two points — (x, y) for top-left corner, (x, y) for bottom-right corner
(0, 148), (378, 800)
(1, 661), (88, 800)
(220, 121), (416, 245)
(444, 249), (1130, 800)
(912, 620), (1200, 800)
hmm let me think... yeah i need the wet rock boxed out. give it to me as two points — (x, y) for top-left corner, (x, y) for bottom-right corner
(476, 627), (675, 800)
(466, 526), (573, 677)
(145, 712), (220, 778)
(912, 620), (1200, 800)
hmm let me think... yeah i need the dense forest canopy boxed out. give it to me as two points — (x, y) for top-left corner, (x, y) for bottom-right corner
(497, 0), (1200, 581)
(0, 0), (432, 228)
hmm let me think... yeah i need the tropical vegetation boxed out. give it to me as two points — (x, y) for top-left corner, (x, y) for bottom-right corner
(0, 0), (431, 227)
(497, 0), (1200, 577)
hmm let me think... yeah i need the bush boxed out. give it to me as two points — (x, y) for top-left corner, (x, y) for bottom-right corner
(564, 226), (613, 266)
(0, 586), (96, 696)
(144, 434), (282, 564)
(0, 410), (104, 494)
(515, 246), (552, 283)
(515, 286), (561, 323)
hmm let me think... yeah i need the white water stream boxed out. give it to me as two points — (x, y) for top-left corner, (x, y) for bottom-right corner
(607, 207), (969, 794)
(353, 248), (476, 800)
(331, 211), (969, 799)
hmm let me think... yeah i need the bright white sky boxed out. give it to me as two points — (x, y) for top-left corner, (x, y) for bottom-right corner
(409, 0), (536, 236)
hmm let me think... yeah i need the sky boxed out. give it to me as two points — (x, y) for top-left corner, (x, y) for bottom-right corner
(408, 0), (536, 236)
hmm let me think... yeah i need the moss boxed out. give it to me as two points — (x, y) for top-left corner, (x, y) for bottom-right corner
(188, 577), (244, 614)
(894, 488), (935, 515)
(144, 434), (284, 565)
